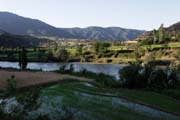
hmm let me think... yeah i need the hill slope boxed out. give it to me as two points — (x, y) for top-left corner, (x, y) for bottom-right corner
(0, 31), (49, 48)
(0, 12), (144, 41)
(62, 26), (144, 41)
(139, 22), (180, 41)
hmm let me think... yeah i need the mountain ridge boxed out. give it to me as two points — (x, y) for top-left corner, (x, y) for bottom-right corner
(0, 12), (145, 41)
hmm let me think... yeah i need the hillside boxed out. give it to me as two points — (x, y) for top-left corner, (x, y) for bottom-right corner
(0, 12), (144, 41)
(0, 12), (73, 38)
(139, 22), (180, 41)
(62, 26), (144, 41)
(0, 31), (49, 48)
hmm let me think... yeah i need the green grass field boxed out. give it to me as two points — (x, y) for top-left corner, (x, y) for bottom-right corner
(41, 82), (180, 120)
(59, 82), (180, 114)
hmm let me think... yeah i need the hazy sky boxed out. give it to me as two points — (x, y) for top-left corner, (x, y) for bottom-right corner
(0, 0), (179, 30)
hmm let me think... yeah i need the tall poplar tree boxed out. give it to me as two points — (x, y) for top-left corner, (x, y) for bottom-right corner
(19, 47), (28, 69)
(158, 24), (164, 43)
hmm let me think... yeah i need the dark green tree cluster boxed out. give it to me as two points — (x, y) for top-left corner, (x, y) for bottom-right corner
(54, 48), (69, 62)
(19, 47), (28, 69)
(151, 24), (165, 44)
(77, 44), (83, 55)
(151, 23), (180, 44)
(158, 24), (164, 43)
(119, 64), (180, 90)
(93, 42), (110, 55)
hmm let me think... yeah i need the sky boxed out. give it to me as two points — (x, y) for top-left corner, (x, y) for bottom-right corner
(0, 0), (179, 30)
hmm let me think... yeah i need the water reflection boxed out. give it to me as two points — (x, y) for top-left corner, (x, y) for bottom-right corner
(0, 62), (125, 79)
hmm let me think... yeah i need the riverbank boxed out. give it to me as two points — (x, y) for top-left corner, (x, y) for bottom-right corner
(0, 69), (180, 119)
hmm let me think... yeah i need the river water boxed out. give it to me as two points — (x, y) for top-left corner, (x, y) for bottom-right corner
(0, 61), (125, 79)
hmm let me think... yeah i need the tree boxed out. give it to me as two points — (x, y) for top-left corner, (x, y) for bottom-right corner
(148, 69), (168, 89)
(99, 42), (110, 55)
(77, 44), (83, 55)
(54, 48), (69, 62)
(119, 65), (147, 89)
(158, 24), (164, 43)
(153, 29), (157, 43)
(19, 47), (28, 69)
(93, 42), (100, 54)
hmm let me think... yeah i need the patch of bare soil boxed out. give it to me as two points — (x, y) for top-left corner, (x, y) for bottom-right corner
(0, 70), (93, 90)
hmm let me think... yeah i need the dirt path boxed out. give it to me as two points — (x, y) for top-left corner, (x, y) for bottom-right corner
(0, 70), (94, 90)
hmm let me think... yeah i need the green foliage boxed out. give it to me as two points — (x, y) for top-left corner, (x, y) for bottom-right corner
(58, 65), (66, 73)
(19, 47), (28, 69)
(158, 24), (164, 43)
(46, 50), (54, 61)
(93, 42), (110, 55)
(76, 44), (83, 55)
(6, 75), (17, 94)
(0, 88), (42, 120)
(148, 69), (168, 89)
(93, 42), (100, 53)
(0, 104), (7, 120)
(119, 65), (148, 89)
(35, 114), (50, 120)
(144, 52), (156, 65)
(54, 48), (69, 62)
(120, 64), (180, 91)
(17, 88), (41, 112)
(57, 65), (117, 87)
(69, 64), (74, 73)
(153, 29), (158, 43)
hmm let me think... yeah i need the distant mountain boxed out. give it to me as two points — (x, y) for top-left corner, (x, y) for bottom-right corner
(0, 31), (49, 48)
(0, 12), (145, 41)
(0, 29), (7, 35)
(62, 27), (144, 41)
(0, 12), (73, 38)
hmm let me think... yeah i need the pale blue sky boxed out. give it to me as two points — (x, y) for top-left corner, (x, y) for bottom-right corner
(0, 0), (179, 30)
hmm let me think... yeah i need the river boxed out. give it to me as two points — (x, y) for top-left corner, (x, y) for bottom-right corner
(0, 61), (126, 79)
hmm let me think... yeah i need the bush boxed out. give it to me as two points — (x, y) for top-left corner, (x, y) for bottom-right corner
(54, 49), (69, 62)
(96, 73), (119, 87)
(6, 75), (17, 94)
(58, 65), (66, 73)
(120, 63), (180, 90)
(119, 65), (147, 89)
(57, 66), (118, 87)
(148, 69), (168, 89)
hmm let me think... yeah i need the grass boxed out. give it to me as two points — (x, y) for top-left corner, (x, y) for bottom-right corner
(41, 83), (168, 120)
(66, 48), (77, 56)
(58, 82), (180, 114)
(141, 43), (180, 50)
(116, 89), (180, 114)
(108, 46), (136, 51)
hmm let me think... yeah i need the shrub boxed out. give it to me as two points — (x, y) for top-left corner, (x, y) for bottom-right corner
(69, 64), (74, 73)
(54, 49), (69, 62)
(58, 65), (66, 73)
(148, 69), (168, 89)
(119, 65), (147, 89)
(6, 75), (17, 94)
(17, 88), (41, 112)
(106, 59), (112, 63)
(19, 47), (28, 69)
(96, 73), (118, 87)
